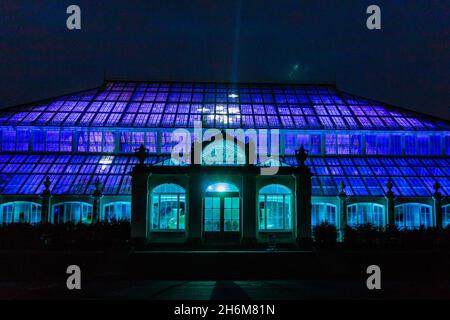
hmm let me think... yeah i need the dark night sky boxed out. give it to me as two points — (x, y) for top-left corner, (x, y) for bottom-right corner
(0, 0), (449, 119)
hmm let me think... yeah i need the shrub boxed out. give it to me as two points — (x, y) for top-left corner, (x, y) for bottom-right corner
(343, 224), (449, 250)
(0, 221), (131, 250)
(313, 223), (338, 247)
(343, 224), (383, 249)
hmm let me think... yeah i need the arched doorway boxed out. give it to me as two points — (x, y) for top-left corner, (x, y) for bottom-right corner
(203, 182), (240, 242)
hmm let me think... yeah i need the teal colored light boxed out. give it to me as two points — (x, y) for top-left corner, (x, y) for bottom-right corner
(206, 183), (239, 193)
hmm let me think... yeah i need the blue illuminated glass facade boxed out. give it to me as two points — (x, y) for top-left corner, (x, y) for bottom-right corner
(0, 81), (448, 230)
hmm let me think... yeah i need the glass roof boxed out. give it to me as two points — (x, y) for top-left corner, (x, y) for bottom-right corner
(1, 81), (448, 131)
(0, 154), (448, 197)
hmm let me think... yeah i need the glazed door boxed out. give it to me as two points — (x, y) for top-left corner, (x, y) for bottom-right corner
(203, 193), (240, 242)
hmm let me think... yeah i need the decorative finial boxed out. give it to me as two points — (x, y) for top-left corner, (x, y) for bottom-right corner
(95, 178), (102, 192)
(44, 176), (51, 192)
(386, 177), (393, 192)
(338, 180), (346, 196)
(386, 177), (395, 198)
(295, 145), (309, 166)
(433, 180), (441, 197)
(135, 144), (149, 165)
(93, 178), (103, 197)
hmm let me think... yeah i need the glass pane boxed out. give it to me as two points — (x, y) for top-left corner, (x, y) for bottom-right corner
(224, 197), (231, 209)
(205, 197), (212, 209)
(232, 197), (239, 208)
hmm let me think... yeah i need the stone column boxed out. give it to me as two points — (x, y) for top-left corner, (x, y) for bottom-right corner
(241, 173), (257, 245)
(131, 145), (150, 245)
(92, 178), (103, 223)
(187, 170), (203, 244)
(433, 181), (443, 228)
(40, 176), (51, 223)
(294, 146), (313, 248)
(337, 180), (347, 239)
(385, 177), (396, 228)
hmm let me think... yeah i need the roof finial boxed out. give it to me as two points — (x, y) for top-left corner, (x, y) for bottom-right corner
(135, 144), (149, 165)
(93, 178), (103, 197)
(295, 145), (308, 166)
(433, 180), (441, 197)
(338, 180), (346, 197)
(41, 176), (51, 197)
(386, 177), (394, 197)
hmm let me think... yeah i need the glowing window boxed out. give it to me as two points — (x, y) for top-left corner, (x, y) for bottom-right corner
(443, 205), (450, 228)
(206, 183), (239, 193)
(53, 202), (93, 224)
(395, 203), (433, 229)
(202, 139), (246, 166)
(347, 203), (384, 228)
(258, 184), (292, 231)
(103, 202), (131, 221)
(312, 203), (337, 228)
(0, 202), (41, 224)
(151, 184), (185, 230)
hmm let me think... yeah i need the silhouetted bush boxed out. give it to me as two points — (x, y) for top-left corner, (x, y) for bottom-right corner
(343, 224), (450, 250)
(398, 227), (441, 249)
(313, 223), (337, 247)
(0, 221), (130, 250)
(343, 224), (382, 248)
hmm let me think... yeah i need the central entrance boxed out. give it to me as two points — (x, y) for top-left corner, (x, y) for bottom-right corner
(203, 183), (240, 242)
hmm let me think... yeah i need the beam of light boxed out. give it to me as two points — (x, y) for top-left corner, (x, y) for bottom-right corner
(230, 0), (242, 85)
(288, 63), (300, 79)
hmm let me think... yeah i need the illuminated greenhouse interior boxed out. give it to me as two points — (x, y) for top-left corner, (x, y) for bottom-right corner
(0, 81), (449, 239)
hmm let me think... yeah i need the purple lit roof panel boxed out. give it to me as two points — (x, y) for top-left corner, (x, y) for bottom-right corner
(280, 116), (295, 128)
(120, 113), (135, 126)
(161, 114), (175, 127)
(0, 81), (448, 130)
(241, 115), (254, 127)
(105, 113), (121, 126)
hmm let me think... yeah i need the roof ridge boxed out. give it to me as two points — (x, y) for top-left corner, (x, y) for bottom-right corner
(0, 80), (448, 130)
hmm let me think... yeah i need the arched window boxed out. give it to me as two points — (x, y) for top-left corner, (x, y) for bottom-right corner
(103, 202), (131, 221)
(312, 203), (337, 228)
(444, 205), (450, 228)
(206, 182), (239, 193)
(347, 203), (384, 228)
(202, 139), (246, 166)
(395, 203), (433, 229)
(0, 202), (41, 224)
(151, 184), (186, 230)
(53, 202), (93, 224)
(258, 184), (292, 231)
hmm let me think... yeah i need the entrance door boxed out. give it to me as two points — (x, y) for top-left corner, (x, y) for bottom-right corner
(204, 193), (240, 242)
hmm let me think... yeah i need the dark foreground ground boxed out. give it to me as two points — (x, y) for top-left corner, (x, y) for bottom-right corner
(1, 278), (450, 300)
(0, 249), (449, 300)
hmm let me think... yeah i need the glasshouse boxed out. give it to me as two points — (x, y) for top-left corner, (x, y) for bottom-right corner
(0, 80), (448, 246)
